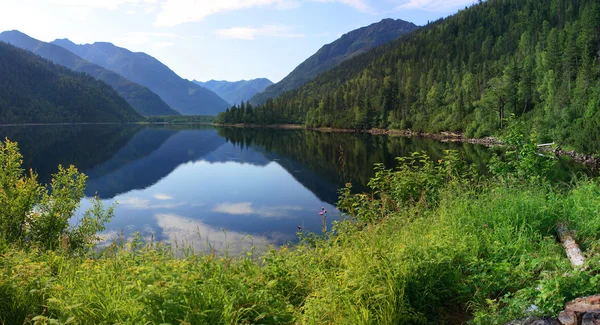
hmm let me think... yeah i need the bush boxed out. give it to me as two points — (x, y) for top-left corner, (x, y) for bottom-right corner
(0, 139), (113, 253)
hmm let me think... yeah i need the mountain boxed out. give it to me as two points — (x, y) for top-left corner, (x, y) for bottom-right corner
(219, 0), (600, 154)
(0, 31), (178, 117)
(193, 78), (273, 105)
(52, 39), (230, 116)
(249, 18), (418, 105)
(0, 42), (141, 123)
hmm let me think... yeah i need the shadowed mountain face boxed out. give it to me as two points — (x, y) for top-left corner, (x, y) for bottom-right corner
(0, 31), (178, 116)
(0, 42), (141, 124)
(52, 39), (230, 116)
(193, 79), (273, 106)
(250, 18), (418, 105)
(84, 128), (229, 198)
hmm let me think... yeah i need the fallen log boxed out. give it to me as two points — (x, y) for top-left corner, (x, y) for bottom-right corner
(556, 223), (586, 268)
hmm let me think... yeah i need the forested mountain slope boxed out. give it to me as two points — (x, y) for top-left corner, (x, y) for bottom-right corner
(219, 0), (600, 153)
(0, 31), (178, 116)
(0, 42), (141, 123)
(52, 39), (230, 116)
(249, 18), (418, 105)
(194, 79), (273, 105)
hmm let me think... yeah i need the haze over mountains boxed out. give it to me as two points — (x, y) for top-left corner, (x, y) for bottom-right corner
(0, 30), (179, 117)
(193, 79), (273, 106)
(250, 18), (418, 105)
(52, 39), (230, 116)
(0, 42), (141, 123)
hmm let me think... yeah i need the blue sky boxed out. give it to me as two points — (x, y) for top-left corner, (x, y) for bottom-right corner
(0, 0), (477, 83)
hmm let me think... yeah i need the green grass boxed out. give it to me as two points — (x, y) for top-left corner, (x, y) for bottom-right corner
(3, 178), (600, 324)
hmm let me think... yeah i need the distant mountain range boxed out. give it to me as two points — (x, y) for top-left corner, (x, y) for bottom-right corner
(52, 39), (230, 116)
(0, 30), (178, 117)
(250, 18), (418, 105)
(193, 79), (273, 105)
(0, 42), (141, 123)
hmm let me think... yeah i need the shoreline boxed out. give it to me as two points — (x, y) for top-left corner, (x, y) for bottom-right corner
(214, 123), (502, 145)
(214, 123), (600, 169)
(0, 121), (596, 169)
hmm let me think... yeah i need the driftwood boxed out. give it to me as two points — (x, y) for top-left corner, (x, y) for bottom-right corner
(556, 224), (586, 268)
(537, 143), (555, 148)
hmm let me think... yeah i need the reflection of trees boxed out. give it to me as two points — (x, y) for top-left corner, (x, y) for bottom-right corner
(218, 127), (495, 195)
(0, 125), (143, 184)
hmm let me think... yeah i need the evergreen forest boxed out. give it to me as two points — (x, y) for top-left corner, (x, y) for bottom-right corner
(217, 0), (600, 153)
(0, 42), (142, 123)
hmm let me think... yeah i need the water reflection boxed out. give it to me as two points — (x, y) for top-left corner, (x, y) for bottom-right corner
(0, 125), (589, 254)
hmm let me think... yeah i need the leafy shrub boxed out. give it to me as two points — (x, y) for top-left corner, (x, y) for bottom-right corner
(0, 139), (112, 253)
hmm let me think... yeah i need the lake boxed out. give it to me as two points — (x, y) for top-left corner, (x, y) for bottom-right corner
(0, 125), (587, 254)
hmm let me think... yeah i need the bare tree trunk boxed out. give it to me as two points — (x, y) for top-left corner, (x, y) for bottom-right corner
(557, 223), (586, 268)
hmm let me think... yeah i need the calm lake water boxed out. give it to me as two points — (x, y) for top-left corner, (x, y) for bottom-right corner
(0, 125), (587, 253)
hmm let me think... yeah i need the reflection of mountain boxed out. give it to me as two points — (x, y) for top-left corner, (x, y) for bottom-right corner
(218, 127), (496, 203)
(85, 128), (228, 198)
(0, 125), (143, 184)
(261, 151), (341, 204)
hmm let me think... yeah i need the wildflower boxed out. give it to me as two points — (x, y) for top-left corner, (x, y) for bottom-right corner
(297, 226), (302, 230)
(319, 211), (324, 215)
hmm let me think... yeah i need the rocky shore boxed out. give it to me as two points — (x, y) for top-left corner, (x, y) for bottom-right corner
(507, 295), (600, 325)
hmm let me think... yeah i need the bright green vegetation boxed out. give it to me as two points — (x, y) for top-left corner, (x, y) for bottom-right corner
(3, 125), (600, 324)
(0, 42), (142, 124)
(250, 18), (418, 105)
(0, 31), (179, 117)
(219, 0), (600, 154)
(194, 79), (273, 106)
(52, 39), (230, 116)
(143, 115), (216, 124)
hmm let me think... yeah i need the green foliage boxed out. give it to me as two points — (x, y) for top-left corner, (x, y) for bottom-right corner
(0, 42), (142, 123)
(338, 150), (476, 224)
(490, 118), (556, 182)
(221, 0), (600, 153)
(0, 139), (113, 252)
(250, 19), (417, 105)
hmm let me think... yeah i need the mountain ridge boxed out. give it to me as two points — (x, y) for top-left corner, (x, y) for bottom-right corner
(0, 41), (141, 123)
(193, 78), (273, 105)
(249, 18), (418, 105)
(0, 30), (179, 117)
(52, 39), (230, 116)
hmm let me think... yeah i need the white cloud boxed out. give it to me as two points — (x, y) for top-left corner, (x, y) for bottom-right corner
(155, 0), (298, 27)
(50, 0), (157, 10)
(113, 31), (184, 47)
(155, 213), (272, 255)
(395, 0), (476, 12)
(118, 196), (185, 210)
(309, 0), (373, 13)
(212, 202), (303, 218)
(154, 193), (174, 200)
(47, 0), (158, 18)
(216, 25), (305, 40)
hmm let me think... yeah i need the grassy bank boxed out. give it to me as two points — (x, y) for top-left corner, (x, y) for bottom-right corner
(2, 131), (600, 324)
